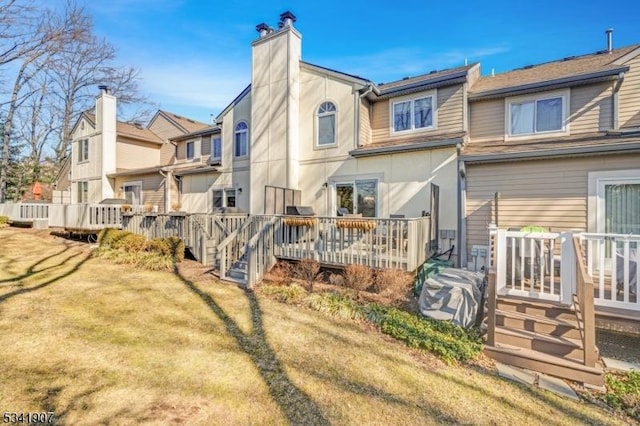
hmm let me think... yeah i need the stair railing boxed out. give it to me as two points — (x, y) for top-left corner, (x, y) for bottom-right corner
(573, 236), (597, 368)
(245, 216), (279, 288)
(217, 216), (256, 280)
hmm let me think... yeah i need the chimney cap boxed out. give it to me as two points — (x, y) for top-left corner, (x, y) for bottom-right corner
(98, 85), (109, 94)
(256, 22), (270, 33)
(279, 10), (296, 24)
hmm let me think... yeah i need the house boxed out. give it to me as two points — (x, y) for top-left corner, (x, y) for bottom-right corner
(460, 41), (640, 268)
(64, 86), (209, 212)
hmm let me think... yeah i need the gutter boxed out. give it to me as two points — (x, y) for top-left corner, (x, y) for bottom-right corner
(159, 169), (169, 213)
(375, 76), (467, 100)
(469, 66), (629, 100)
(461, 141), (640, 164)
(612, 72), (625, 130)
(350, 137), (462, 158)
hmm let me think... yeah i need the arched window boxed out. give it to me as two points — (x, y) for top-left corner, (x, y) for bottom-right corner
(316, 102), (337, 146)
(234, 121), (248, 157)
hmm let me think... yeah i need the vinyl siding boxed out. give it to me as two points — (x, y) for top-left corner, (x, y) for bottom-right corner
(115, 172), (166, 213)
(149, 114), (184, 165)
(360, 98), (372, 146)
(465, 154), (640, 256)
(469, 98), (504, 141)
(116, 137), (161, 169)
(370, 85), (464, 145)
(569, 82), (613, 133)
(619, 54), (640, 128)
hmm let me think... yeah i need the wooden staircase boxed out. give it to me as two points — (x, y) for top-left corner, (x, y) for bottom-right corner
(484, 296), (605, 387)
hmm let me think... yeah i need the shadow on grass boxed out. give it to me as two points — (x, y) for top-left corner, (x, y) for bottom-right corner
(0, 246), (80, 285)
(0, 252), (91, 304)
(174, 266), (329, 425)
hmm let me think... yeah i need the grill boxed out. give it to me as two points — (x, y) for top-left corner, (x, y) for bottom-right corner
(285, 205), (315, 216)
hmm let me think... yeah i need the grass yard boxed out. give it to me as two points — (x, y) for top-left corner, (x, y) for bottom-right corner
(0, 227), (628, 425)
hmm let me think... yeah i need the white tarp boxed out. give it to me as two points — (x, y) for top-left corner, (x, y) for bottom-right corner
(418, 268), (485, 329)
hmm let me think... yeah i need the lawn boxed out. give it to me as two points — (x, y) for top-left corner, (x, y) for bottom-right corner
(0, 227), (627, 425)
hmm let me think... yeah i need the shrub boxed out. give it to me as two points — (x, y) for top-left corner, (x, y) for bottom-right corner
(165, 236), (185, 262)
(0, 215), (8, 225)
(364, 304), (483, 364)
(305, 292), (365, 321)
(98, 228), (129, 248)
(95, 230), (184, 271)
(328, 273), (344, 287)
(343, 264), (373, 298)
(601, 371), (640, 419)
(265, 261), (292, 285)
(112, 233), (146, 252)
(260, 283), (307, 304)
(145, 238), (172, 257)
(295, 258), (321, 292)
(375, 269), (414, 302)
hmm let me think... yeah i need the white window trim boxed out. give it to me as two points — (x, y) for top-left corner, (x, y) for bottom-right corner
(234, 121), (249, 159)
(211, 136), (222, 162)
(505, 89), (570, 140)
(77, 181), (89, 203)
(122, 180), (143, 205)
(389, 90), (437, 135)
(211, 186), (238, 211)
(315, 100), (338, 148)
(78, 138), (89, 163)
(588, 169), (640, 233)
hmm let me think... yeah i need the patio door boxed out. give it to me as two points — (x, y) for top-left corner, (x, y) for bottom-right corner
(123, 182), (142, 205)
(335, 179), (378, 217)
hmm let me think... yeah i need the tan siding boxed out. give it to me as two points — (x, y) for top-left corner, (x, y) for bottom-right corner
(201, 135), (211, 156)
(359, 98), (372, 145)
(115, 173), (166, 213)
(469, 99), (504, 141)
(149, 114), (186, 165)
(370, 85), (464, 145)
(619, 54), (640, 128)
(437, 85), (464, 133)
(116, 137), (160, 169)
(569, 82), (613, 133)
(465, 154), (640, 256)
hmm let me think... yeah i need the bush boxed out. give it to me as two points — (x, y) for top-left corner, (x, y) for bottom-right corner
(165, 236), (185, 262)
(98, 228), (129, 248)
(305, 292), (365, 321)
(112, 233), (146, 252)
(295, 258), (321, 292)
(264, 261), (293, 285)
(374, 269), (413, 302)
(328, 273), (344, 287)
(260, 283), (308, 304)
(95, 230), (184, 270)
(343, 264), (373, 297)
(364, 304), (483, 364)
(0, 215), (9, 225)
(145, 238), (172, 257)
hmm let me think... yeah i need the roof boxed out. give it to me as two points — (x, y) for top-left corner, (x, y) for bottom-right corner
(215, 84), (251, 123)
(350, 131), (465, 157)
(376, 64), (477, 98)
(116, 121), (163, 144)
(169, 163), (221, 176)
(157, 110), (209, 133)
(469, 44), (639, 99)
(170, 125), (222, 142)
(107, 165), (164, 178)
(301, 61), (370, 85)
(460, 131), (640, 163)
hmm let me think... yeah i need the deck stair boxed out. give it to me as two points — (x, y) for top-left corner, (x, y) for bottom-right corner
(485, 296), (604, 386)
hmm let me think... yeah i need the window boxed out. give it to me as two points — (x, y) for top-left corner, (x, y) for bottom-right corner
(77, 181), (88, 203)
(507, 92), (567, 136)
(123, 182), (142, 205)
(392, 94), (434, 133)
(316, 101), (337, 146)
(186, 141), (195, 160)
(234, 122), (248, 157)
(77, 139), (89, 163)
(212, 188), (237, 210)
(211, 137), (222, 162)
(335, 179), (378, 217)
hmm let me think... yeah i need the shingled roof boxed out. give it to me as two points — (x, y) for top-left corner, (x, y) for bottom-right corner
(469, 44), (639, 98)
(84, 113), (163, 144)
(158, 110), (209, 133)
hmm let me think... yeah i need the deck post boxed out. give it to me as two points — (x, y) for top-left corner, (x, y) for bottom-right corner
(487, 224), (498, 347)
(560, 232), (576, 306)
(574, 237), (597, 368)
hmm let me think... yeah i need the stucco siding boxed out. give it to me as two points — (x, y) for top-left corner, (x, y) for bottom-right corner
(619, 53), (640, 128)
(465, 154), (640, 257)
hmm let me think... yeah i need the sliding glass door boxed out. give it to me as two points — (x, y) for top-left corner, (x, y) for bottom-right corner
(335, 179), (378, 217)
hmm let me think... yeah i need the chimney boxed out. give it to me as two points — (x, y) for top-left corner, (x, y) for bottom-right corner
(255, 22), (270, 38)
(98, 84), (109, 95)
(606, 28), (613, 53)
(279, 11), (296, 28)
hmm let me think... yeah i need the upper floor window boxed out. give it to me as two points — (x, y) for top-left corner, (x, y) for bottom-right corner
(77, 139), (89, 163)
(186, 141), (195, 160)
(316, 101), (337, 146)
(211, 137), (222, 161)
(507, 91), (568, 137)
(392, 93), (435, 133)
(234, 121), (248, 157)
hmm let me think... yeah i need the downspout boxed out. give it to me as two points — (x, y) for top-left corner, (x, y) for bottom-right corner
(458, 145), (467, 269)
(612, 72), (625, 130)
(159, 169), (169, 213)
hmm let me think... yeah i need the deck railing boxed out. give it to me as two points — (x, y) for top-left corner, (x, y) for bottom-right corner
(581, 233), (639, 311)
(246, 216), (279, 287)
(121, 214), (188, 240)
(0, 203), (122, 230)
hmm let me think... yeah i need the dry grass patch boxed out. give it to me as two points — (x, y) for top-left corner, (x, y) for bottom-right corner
(0, 227), (630, 425)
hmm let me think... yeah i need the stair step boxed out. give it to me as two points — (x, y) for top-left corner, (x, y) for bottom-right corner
(485, 342), (604, 387)
(495, 326), (584, 360)
(495, 309), (581, 339)
(497, 297), (575, 321)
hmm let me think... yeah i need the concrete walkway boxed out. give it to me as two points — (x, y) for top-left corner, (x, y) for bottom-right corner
(495, 362), (579, 400)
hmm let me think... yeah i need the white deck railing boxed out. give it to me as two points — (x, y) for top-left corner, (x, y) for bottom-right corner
(0, 202), (122, 230)
(490, 226), (639, 312)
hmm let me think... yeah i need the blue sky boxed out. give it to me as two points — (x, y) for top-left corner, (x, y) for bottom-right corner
(78, 0), (640, 124)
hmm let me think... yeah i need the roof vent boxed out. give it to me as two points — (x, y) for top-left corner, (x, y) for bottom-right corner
(523, 64), (534, 69)
(606, 28), (613, 53)
(402, 76), (410, 80)
(429, 70), (438, 74)
(563, 56), (576, 61)
(279, 11), (296, 28)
